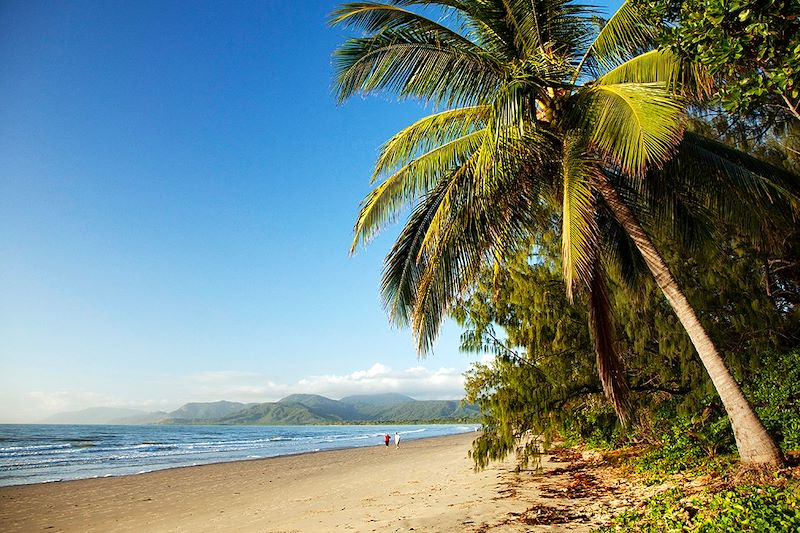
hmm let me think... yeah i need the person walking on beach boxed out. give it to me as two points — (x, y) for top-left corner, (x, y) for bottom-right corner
(384, 433), (390, 447)
(394, 432), (400, 448)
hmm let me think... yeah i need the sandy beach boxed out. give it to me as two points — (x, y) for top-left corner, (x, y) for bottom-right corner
(0, 432), (632, 532)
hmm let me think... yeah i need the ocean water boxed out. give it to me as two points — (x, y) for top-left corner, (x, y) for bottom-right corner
(0, 424), (475, 487)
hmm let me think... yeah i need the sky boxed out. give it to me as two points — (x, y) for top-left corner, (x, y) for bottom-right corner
(0, 0), (623, 423)
(0, 0), (494, 423)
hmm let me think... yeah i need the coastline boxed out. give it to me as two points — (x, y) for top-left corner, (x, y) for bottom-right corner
(1, 432), (494, 532)
(0, 423), (476, 487)
(0, 431), (644, 532)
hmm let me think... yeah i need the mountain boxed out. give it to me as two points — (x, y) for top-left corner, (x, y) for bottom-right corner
(337, 394), (479, 421)
(374, 400), (480, 421)
(278, 394), (360, 421)
(211, 402), (330, 425)
(41, 407), (156, 425)
(43, 395), (480, 426)
(339, 393), (415, 408)
(163, 394), (478, 425)
(167, 401), (255, 421)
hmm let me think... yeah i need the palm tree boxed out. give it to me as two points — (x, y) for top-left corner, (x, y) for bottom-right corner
(331, 0), (796, 467)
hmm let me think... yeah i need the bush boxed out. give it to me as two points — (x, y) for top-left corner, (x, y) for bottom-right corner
(597, 484), (800, 532)
(560, 397), (623, 449)
(744, 349), (800, 452)
(625, 402), (736, 482)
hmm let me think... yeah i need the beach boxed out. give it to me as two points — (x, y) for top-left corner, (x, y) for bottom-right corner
(0, 432), (631, 532)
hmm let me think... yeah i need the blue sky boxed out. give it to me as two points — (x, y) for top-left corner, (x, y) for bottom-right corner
(1, 0), (488, 422)
(1, 0), (620, 423)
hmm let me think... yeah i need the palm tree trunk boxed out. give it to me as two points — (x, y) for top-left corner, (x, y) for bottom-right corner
(596, 176), (784, 468)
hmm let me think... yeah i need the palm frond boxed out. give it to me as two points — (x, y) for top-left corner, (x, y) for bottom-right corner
(380, 184), (446, 329)
(578, 82), (685, 177)
(374, 105), (490, 180)
(352, 129), (486, 252)
(683, 132), (800, 208)
(561, 135), (599, 300)
(587, 262), (631, 424)
(640, 132), (800, 239)
(382, 159), (481, 350)
(575, 0), (657, 78)
(600, 165), (714, 256)
(499, 0), (540, 55)
(410, 173), (543, 353)
(597, 49), (714, 100)
(598, 208), (648, 291)
(331, 2), (474, 49)
(332, 4), (502, 107)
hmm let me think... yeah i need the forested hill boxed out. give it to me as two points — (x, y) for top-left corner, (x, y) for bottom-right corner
(164, 394), (479, 425)
(42, 394), (479, 425)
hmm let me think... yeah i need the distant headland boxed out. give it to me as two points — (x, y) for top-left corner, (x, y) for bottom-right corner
(39, 393), (479, 426)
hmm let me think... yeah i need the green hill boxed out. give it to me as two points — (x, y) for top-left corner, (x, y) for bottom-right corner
(278, 394), (360, 421)
(213, 402), (330, 425)
(374, 400), (480, 421)
(158, 394), (479, 425)
(339, 393), (416, 408)
(168, 401), (256, 421)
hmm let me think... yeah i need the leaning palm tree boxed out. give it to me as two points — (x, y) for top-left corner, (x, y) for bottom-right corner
(331, 0), (796, 467)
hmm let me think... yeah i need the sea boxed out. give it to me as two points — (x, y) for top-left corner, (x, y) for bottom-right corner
(0, 423), (476, 487)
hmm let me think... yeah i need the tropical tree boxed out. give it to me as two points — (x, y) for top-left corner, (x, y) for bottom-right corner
(458, 223), (800, 468)
(331, 0), (797, 467)
(635, 0), (800, 121)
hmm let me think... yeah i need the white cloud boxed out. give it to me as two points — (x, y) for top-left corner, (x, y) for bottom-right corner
(173, 362), (466, 403)
(6, 363), (468, 422)
(294, 363), (465, 400)
(0, 390), (178, 423)
(348, 363), (390, 380)
(27, 390), (111, 413)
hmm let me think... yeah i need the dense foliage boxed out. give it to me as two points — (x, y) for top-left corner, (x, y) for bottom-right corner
(333, 0), (800, 466)
(745, 349), (800, 452)
(638, 0), (800, 120)
(598, 484), (800, 533)
(459, 226), (800, 468)
(597, 351), (800, 531)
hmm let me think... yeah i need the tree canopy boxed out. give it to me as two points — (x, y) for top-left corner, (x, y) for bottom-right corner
(637, 0), (800, 120)
(332, 0), (798, 467)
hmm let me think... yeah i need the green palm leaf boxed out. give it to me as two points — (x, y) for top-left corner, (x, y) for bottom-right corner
(410, 174), (543, 352)
(352, 129), (485, 251)
(579, 82), (685, 177)
(597, 49), (714, 100)
(331, 2), (474, 50)
(381, 175), (453, 328)
(374, 105), (490, 180)
(646, 133), (800, 238)
(332, 2), (502, 107)
(561, 135), (599, 300)
(576, 0), (657, 77)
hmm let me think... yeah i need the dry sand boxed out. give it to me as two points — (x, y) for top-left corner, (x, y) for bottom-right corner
(0, 432), (635, 532)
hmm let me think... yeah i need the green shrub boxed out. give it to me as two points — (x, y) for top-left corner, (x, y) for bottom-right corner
(744, 349), (800, 452)
(628, 411), (735, 482)
(561, 397), (623, 449)
(597, 484), (800, 532)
